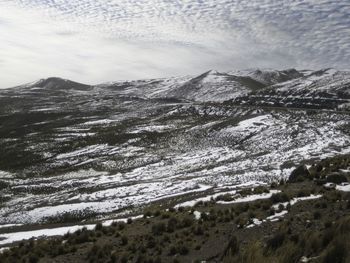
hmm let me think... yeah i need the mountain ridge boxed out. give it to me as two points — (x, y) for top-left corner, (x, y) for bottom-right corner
(4, 68), (307, 90)
(3, 68), (349, 111)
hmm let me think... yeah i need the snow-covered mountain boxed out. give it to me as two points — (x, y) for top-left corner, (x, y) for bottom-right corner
(0, 68), (349, 225)
(230, 68), (303, 86)
(6, 68), (349, 105)
(229, 68), (350, 110)
(93, 68), (306, 102)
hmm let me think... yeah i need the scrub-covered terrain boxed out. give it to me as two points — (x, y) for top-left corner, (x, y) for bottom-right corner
(0, 154), (349, 263)
(0, 68), (349, 253)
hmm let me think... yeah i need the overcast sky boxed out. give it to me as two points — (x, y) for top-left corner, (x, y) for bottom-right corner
(0, 0), (349, 88)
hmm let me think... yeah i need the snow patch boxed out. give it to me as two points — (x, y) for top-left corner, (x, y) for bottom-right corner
(217, 190), (280, 205)
(193, 211), (201, 220)
(336, 184), (350, 192)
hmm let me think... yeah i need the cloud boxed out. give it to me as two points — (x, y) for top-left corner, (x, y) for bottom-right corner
(0, 0), (349, 88)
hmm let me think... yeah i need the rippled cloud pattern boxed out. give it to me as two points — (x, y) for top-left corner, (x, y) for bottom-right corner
(0, 0), (349, 87)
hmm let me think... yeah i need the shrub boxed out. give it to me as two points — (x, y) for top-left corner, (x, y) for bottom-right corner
(238, 188), (252, 197)
(178, 245), (189, 255)
(127, 242), (136, 253)
(121, 235), (128, 246)
(95, 222), (103, 231)
(87, 244), (101, 261)
(297, 189), (311, 197)
(266, 232), (286, 250)
(118, 222), (125, 230)
(270, 182), (278, 188)
(307, 232), (322, 253)
(236, 203), (250, 213)
(162, 235), (170, 243)
(290, 234), (299, 244)
(270, 192), (290, 204)
(151, 222), (166, 235)
(120, 254), (129, 263)
(314, 211), (322, 220)
(70, 229), (91, 244)
(154, 210), (161, 217)
(177, 207), (184, 212)
(326, 173), (348, 184)
(288, 165), (311, 183)
(322, 229), (335, 248)
(0, 180), (9, 190)
(146, 237), (156, 248)
(195, 245), (201, 250)
(277, 204), (285, 212)
(168, 246), (177, 256)
(161, 212), (170, 219)
(286, 203), (292, 211)
(192, 225), (204, 235)
(216, 194), (234, 202)
(322, 239), (348, 263)
(227, 236), (239, 255)
(181, 217), (194, 228)
(28, 253), (39, 263)
(144, 211), (152, 218)
(166, 217), (178, 233)
(261, 200), (272, 211)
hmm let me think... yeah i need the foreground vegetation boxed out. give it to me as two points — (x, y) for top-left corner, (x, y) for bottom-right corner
(0, 155), (349, 263)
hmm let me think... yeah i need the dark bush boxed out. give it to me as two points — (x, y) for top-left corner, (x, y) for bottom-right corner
(288, 165), (311, 182)
(314, 211), (322, 220)
(270, 192), (290, 204)
(95, 222), (103, 231)
(168, 246), (177, 256)
(0, 180), (9, 190)
(121, 235), (128, 246)
(270, 182), (278, 188)
(178, 245), (189, 255)
(181, 217), (194, 228)
(147, 237), (157, 248)
(193, 225), (204, 235)
(323, 239), (348, 263)
(144, 211), (152, 218)
(326, 173), (348, 184)
(70, 229), (91, 244)
(166, 217), (178, 232)
(152, 222), (166, 235)
(324, 221), (332, 228)
(297, 189), (311, 197)
(154, 210), (161, 217)
(266, 232), (286, 250)
(28, 253), (39, 263)
(322, 229), (335, 248)
(118, 222), (125, 230)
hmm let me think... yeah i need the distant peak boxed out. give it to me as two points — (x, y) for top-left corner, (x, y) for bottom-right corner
(35, 77), (72, 86)
(31, 77), (91, 90)
(207, 69), (219, 74)
(245, 68), (303, 85)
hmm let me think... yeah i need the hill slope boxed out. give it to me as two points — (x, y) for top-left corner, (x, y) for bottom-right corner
(0, 68), (349, 241)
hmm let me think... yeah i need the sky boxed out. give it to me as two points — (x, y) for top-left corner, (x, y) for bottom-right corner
(0, 0), (349, 88)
